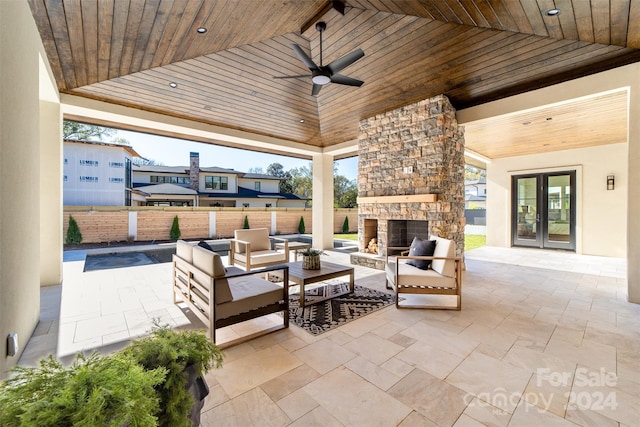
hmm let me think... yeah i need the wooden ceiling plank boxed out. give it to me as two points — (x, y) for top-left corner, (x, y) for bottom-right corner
(140, 0), (174, 71)
(129, 0), (163, 73)
(118, 0), (146, 76)
(62, 0), (87, 86)
(610, 0), (631, 46)
(487, 0), (520, 32)
(389, 0), (437, 20)
(107, 0), (130, 80)
(474, 0), (506, 30)
(44, 0), (78, 88)
(501, 0), (534, 34)
(80, 0), (98, 84)
(628, 0), (640, 48)
(553, 0), (579, 40)
(97, 0), (114, 82)
(181, 0), (239, 60)
(459, 0), (491, 27)
(415, 1), (450, 22)
(27, 0), (66, 90)
(591, 0), (611, 45)
(157, 0), (206, 66)
(536, 0), (564, 39)
(443, 0), (478, 26)
(572, 0), (595, 43)
(148, 0), (199, 69)
(519, 0), (549, 37)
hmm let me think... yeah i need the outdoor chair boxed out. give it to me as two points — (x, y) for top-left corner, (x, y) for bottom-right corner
(385, 235), (462, 310)
(229, 228), (289, 270)
(172, 240), (289, 346)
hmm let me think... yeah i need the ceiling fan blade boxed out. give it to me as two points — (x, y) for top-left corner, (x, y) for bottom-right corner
(326, 48), (364, 74)
(292, 44), (318, 70)
(311, 83), (323, 96)
(330, 74), (364, 87)
(273, 75), (313, 79)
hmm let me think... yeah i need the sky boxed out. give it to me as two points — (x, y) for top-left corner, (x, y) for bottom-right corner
(117, 129), (359, 181)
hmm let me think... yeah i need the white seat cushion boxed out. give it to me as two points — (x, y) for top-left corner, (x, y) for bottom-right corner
(430, 235), (456, 278)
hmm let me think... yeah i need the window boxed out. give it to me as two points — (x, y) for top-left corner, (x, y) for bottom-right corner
(149, 175), (189, 184)
(125, 158), (132, 189)
(125, 189), (131, 207)
(254, 182), (261, 191)
(205, 176), (228, 190)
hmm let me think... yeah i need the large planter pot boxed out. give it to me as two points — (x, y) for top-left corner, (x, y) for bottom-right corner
(184, 363), (210, 427)
(302, 254), (320, 270)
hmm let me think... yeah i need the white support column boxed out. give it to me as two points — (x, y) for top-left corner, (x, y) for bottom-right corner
(271, 211), (277, 235)
(128, 211), (138, 240)
(209, 211), (216, 238)
(627, 64), (640, 303)
(312, 154), (334, 249)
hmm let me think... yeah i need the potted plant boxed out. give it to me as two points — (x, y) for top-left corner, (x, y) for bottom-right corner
(0, 353), (165, 426)
(121, 324), (224, 427)
(0, 324), (224, 427)
(299, 248), (324, 270)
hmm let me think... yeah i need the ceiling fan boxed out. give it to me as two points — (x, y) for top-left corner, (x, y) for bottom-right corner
(275, 21), (365, 96)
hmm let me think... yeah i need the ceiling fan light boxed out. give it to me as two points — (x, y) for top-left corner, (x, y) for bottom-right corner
(312, 75), (331, 85)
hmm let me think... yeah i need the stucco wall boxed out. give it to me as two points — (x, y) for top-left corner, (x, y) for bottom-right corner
(1, 1), (44, 376)
(486, 143), (627, 257)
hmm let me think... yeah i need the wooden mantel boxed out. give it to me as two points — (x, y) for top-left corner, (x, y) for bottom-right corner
(356, 194), (438, 204)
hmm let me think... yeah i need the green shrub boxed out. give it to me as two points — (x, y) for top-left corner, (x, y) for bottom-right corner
(121, 325), (223, 427)
(298, 216), (306, 234)
(65, 215), (82, 245)
(342, 216), (349, 233)
(0, 353), (164, 427)
(170, 215), (181, 241)
(243, 215), (250, 229)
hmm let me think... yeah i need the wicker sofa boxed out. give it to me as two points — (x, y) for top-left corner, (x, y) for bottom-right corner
(172, 240), (289, 345)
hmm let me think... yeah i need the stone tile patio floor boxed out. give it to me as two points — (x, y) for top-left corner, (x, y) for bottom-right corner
(19, 246), (639, 426)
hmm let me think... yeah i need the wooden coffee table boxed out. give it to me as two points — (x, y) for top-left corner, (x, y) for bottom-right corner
(286, 261), (355, 307)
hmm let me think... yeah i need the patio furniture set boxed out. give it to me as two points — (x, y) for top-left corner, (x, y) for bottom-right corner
(172, 228), (462, 345)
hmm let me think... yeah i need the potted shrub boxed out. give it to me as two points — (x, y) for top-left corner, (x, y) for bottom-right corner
(0, 325), (223, 427)
(121, 324), (224, 427)
(0, 353), (165, 426)
(299, 248), (324, 270)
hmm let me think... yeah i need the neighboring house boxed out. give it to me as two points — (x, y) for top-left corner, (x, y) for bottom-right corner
(63, 139), (139, 206)
(131, 153), (307, 208)
(464, 177), (486, 209)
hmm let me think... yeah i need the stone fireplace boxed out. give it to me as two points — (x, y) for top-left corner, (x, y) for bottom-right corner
(351, 95), (465, 268)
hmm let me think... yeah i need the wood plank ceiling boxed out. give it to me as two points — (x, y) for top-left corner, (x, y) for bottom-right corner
(29, 0), (640, 159)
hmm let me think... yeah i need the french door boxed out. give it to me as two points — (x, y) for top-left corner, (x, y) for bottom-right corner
(512, 171), (576, 251)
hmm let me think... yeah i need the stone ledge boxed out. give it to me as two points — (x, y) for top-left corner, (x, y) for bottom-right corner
(356, 194), (438, 204)
(350, 252), (385, 270)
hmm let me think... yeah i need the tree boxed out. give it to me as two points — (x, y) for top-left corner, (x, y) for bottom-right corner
(334, 175), (357, 208)
(65, 215), (82, 245)
(342, 216), (349, 233)
(247, 167), (264, 174)
(266, 163), (294, 194)
(63, 120), (116, 141)
(170, 216), (181, 241)
(133, 157), (164, 166)
(243, 215), (250, 229)
(298, 216), (306, 234)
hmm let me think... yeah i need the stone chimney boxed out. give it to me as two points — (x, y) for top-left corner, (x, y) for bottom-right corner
(189, 152), (199, 191)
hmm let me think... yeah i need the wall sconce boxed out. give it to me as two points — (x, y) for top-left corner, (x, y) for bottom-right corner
(607, 175), (615, 190)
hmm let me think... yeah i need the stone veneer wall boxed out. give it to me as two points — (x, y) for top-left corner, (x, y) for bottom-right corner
(357, 95), (465, 257)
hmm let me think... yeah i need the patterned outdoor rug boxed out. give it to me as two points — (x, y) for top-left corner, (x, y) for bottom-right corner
(288, 283), (395, 336)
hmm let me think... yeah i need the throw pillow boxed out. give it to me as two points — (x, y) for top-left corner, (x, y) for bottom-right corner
(198, 240), (213, 252)
(406, 237), (437, 270)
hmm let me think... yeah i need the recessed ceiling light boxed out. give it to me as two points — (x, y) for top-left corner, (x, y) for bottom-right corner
(299, 119), (305, 123)
(546, 9), (560, 16)
(169, 82), (178, 88)
(196, 27), (207, 34)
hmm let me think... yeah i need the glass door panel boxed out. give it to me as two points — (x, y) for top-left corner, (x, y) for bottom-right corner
(543, 173), (575, 250)
(513, 176), (541, 247)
